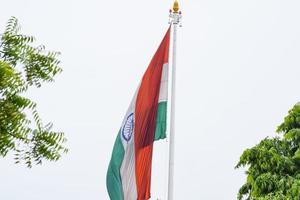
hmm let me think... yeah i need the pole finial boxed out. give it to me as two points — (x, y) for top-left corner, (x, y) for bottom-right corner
(173, 0), (179, 13)
(169, 0), (182, 26)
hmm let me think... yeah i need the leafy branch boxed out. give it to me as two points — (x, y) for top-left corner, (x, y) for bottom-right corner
(236, 104), (300, 200)
(0, 17), (67, 168)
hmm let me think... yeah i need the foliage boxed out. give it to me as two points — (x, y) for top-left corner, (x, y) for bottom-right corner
(0, 17), (67, 167)
(236, 104), (300, 200)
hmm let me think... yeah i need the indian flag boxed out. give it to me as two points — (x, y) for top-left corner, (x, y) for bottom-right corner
(106, 27), (170, 200)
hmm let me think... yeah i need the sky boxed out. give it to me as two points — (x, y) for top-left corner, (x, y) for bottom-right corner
(1, 0), (300, 199)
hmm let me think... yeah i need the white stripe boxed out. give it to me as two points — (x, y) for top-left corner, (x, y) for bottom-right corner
(120, 90), (138, 200)
(158, 63), (169, 102)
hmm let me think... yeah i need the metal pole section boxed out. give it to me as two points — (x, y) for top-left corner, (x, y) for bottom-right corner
(168, 22), (177, 200)
(168, 4), (181, 199)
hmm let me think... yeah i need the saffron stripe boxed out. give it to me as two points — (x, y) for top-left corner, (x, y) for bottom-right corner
(134, 27), (170, 200)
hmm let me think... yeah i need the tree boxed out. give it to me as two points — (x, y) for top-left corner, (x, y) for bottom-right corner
(0, 17), (67, 167)
(236, 104), (300, 200)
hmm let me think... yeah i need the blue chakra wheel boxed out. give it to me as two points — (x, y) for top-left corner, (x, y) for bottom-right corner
(122, 113), (134, 142)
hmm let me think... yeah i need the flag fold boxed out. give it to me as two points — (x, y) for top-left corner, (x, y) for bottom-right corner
(106, 27), (170, 200)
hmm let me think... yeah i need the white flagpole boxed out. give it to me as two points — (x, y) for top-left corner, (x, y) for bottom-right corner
(168, 1), (181, 200)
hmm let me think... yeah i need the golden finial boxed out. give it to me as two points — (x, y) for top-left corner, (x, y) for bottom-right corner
(173, 0), (179, 13)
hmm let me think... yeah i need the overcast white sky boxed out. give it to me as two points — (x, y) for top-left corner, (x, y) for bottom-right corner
(1, 0), (300, 199)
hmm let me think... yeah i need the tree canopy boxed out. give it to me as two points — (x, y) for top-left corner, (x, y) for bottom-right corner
(0, 17), (67, 167)
(236, 104), (300, 200)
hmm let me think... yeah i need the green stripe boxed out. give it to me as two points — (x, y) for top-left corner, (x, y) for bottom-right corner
(106, 131), (124, 200)
(154, 101), (167, 140)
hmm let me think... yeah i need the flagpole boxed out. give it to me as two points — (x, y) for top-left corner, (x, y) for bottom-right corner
(168, 1), (181, 200)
